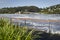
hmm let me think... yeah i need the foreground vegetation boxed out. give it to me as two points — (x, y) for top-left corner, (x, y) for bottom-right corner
(0, 19), (34, 40)
(0, 18), (60, 40)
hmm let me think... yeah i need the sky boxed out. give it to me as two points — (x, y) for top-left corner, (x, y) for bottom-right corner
(0, 0), (60, 8)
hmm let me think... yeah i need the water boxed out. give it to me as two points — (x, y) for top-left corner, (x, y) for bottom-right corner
(0, 14), (60, 33)
(0, 14), (60, 20)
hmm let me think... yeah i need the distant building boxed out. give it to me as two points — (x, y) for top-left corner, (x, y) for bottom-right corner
(15, 11), (21, 14)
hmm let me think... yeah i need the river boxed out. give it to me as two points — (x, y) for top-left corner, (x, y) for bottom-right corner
(0, 14), (60, 34)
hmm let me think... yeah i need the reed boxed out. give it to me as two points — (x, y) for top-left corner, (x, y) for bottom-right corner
(0, 18), (33, 40)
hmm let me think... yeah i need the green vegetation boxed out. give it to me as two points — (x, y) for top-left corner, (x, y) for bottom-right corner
(0, 6), (40, 14)
(0, 18), (60, 40)
(0, 19), (34, 40)
(0, 4), (60, 14)
(40, 4), (60, 14)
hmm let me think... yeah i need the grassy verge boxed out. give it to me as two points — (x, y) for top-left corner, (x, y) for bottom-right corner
(0, 18), (34, 40)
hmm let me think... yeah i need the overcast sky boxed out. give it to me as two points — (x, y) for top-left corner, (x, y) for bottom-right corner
(0, 0), (60, 8)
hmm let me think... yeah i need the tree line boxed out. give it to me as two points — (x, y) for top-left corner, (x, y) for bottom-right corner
(40, 4), (60, 14)
(0, 4), (60, 14)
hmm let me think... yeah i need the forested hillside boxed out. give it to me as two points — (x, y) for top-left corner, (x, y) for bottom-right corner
(0, 6), (40, 14)
(0, 4), (60, 14)
(41, 4), (60, 14)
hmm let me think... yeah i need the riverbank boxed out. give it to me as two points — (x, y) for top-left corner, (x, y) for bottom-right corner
(33, 30), (60, 40)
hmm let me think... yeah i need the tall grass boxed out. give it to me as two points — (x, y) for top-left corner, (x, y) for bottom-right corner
(0, 18), (33, 40)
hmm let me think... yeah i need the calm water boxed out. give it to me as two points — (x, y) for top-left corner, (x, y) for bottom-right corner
(0, 14), (60, 33)
(0, 14), (60, 20)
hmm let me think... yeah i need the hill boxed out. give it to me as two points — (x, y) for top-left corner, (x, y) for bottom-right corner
(40, 4), (60, 14)
(0, 6), (40, 14)
(0, 4), (60, 14)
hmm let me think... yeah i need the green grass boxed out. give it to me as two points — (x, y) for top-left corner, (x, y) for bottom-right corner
(0, 18), (34, 40)
(1, 18), (60, 40)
